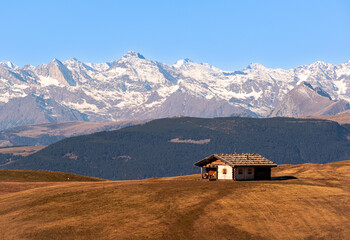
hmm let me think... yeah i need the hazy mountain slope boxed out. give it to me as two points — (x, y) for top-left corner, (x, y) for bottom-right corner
(0, 119), (149, 147)
(3, 117), (350, 180)
(270, 82), (350, 117)
(138, 91), (254, 119)
(301, 111), (350, 124)
(1, 53), (350, 129)
(0, 95), (88, 130)
(0, 146), (46, 156)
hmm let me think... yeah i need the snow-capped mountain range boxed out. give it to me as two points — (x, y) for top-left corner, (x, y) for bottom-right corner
(0, 51), (350, 130)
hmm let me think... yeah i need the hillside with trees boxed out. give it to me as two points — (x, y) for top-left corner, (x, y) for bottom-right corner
(2, 117), (350, 180)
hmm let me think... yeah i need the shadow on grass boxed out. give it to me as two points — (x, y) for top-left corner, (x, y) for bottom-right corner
(271, 176), (298, 181)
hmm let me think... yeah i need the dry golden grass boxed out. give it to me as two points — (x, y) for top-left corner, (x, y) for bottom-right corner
(0, 170), (105, 182)
(0, 161), (350, 239)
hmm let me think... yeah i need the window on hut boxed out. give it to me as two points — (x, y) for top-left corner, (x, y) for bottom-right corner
(238, 169), (243, 174)
(222, 168), (227, 174)
(248, 168), (253, 174)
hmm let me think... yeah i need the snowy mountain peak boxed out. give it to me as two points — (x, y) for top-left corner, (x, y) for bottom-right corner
(314, 60), (327, 65)
(0, 54), (350, 130)
(63, 57), (81, 65)
(106, 60), (117, 66)
(0, 61), (17, 69)
(50, 58), (64, 66)
(34, 58), (76, 87)
(245, 63), (266, 70)
(69, 57), (79, 62)
(341, 60), (350, 67)
(173, 58), (194, 68)
(310, 61), (329, 68)
(122, 51), (146, 60)
(183, 58), (193, 63)
(23, 64), (35, 70)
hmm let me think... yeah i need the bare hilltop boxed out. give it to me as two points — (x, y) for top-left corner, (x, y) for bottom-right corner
(0, 161), (349, 239)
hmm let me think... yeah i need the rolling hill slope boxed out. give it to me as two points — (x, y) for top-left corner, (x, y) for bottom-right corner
(2, 117), (350, 180)
(0, 161), (349, 239)
(0, 169), (105, 182)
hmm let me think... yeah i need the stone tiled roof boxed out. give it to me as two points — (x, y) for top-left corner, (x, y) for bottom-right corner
(194, 153), (277, 167)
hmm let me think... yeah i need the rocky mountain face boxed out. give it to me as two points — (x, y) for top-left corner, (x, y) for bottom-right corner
(0, 94), (88, 130)
(0, 52), (350, 129)
(270, 82), (350, 117)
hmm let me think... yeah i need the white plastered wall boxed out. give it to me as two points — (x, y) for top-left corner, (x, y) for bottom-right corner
(217, 165), (233, 180)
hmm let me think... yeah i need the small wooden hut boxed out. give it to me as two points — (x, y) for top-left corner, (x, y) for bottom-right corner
(194, 153), (277, 180)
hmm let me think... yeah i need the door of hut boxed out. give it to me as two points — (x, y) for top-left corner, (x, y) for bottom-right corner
(235, 167), (255, 180)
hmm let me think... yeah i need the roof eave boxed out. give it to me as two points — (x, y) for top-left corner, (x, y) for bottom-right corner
(194, 154), (278, 168)
(193, 154), (217, 166)
(232, 164), (278, 168)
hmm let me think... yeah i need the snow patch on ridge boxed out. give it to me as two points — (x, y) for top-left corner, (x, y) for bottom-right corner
(157, 85), (179, 98)
(38, 76), (62, 87)
(334, 80), (347, 95)
(230, 90), (263, 100)
(0, 91), (28, 103)
(63, 99), (100, 113)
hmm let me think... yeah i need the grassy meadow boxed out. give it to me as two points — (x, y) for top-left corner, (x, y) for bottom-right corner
(0, 161), (349, 239)
(0, 170), (105, 182)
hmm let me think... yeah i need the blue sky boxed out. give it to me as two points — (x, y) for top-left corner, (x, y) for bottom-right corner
(1, 0), (350, 70)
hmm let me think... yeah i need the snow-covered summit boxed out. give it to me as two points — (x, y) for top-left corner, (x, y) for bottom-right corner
(64, 57), (80, 64)
(0, 52), (350, 130)
(245, 63), (266, 70)
(173, 59), (193, 68)
(0, 61), (18, 69)
(121, 51), (146, 60)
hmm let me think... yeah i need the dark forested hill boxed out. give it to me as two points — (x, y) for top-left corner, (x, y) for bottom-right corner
(2, 117), (350, 180)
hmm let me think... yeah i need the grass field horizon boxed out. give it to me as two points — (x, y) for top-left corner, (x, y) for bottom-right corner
(0, 169), (105, 182)
(0, 161), (349, 239)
